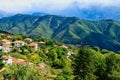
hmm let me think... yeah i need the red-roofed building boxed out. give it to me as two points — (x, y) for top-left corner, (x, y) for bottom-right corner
(28, 42), (38, 51)
(3, 55), (12, 64)
(13, 40), (25, 47)
(2, 44), (12, 52)
(3, 55), (33, 66)
(7, 36), (13, 39)
(24, 38), (32, 43)
(1, 39), (11, 45)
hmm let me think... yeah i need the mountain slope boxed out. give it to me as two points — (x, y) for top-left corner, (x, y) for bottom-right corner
(0, 14), (120, 51)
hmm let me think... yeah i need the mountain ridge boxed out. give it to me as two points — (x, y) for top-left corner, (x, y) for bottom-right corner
(0, 14), (120, 51)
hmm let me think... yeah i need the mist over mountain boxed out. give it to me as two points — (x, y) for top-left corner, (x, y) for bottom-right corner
(0, 11), (6, 17)
(0, 6), (120, 20)
(0, 11), (12, 18)
(59, 5), (120, 20)
(0, 0), (120, 20)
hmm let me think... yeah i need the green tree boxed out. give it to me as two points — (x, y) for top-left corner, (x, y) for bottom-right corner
(48, 49), (57, 61)
(56, 48), (68, 58)
(20, 45), (29, 55)
(94, 55), (106, 80)
(105, 53), (120, 80)
(55, 58), (74, 80)
(13, 34), (23, 41)
(73, 46), (97, 80)
(0, 50), (4, 69)
(101, 49), (109, 54)
(29, 54), (41, 63)
(3, 64), (46, 80)
(93, 46), (100, 52)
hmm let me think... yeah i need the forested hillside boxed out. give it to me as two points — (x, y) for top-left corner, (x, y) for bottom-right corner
(0, 14), (120, 51)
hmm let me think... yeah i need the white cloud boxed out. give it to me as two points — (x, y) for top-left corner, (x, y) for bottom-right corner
(0, 0), (73, 13)
(76, 0), (120, 8)
(0, 0), (119, 13)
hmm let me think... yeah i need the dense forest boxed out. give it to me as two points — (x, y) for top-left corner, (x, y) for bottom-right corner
(0, 34), (120, 80)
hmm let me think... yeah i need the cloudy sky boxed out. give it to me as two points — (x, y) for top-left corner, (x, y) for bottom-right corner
(0, 0), (120, 13)
(0, 0), (120, 20)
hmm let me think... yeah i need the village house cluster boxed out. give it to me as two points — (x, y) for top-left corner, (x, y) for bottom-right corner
(3, 55), (46, 69)
(0, 35), (45, 52)
(0, 34), (68, 71)
(0, 34), (47, 69)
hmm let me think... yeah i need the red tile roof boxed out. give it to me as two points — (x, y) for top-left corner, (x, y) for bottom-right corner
(2, 44), (10, 47)
(28, 42), (37, 47)
(25, 38), (32, 41)
(7, 36), (12, 39)
(3, 55), (33, 65)
(1, 39), (10, 42)
(3, 56), (46, 68)
(13, 40), (24, 44)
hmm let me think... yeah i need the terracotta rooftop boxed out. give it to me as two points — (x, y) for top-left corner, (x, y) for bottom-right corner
(28, 42), (37, 47)
(7, 36), (12, 39)
(3, 56), (47, 68)
(25, 38), (32, 41)
(1, 39), (10, 42)
(2, 44), (11, 47)
(12, 58), (25, 63)
(3, 55), (33, 65)
(14, 40), (24, 44)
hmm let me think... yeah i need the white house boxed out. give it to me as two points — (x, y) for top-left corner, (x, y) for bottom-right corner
(2, 44), (11, 52)
(13, 40), (25, 47)
(3, 55), (13, 64)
